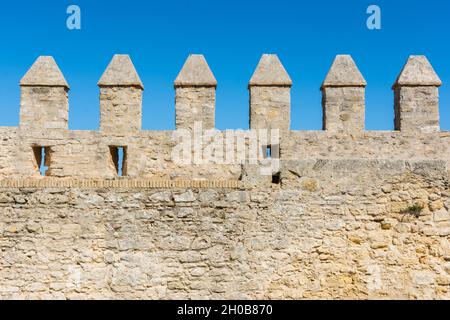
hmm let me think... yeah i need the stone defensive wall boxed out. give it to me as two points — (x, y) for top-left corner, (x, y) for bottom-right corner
(0, 53), (449, 299)
(0, 53), (448, 185)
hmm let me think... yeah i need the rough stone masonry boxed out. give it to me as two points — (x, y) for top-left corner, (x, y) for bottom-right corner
(0, 53), (449, 299)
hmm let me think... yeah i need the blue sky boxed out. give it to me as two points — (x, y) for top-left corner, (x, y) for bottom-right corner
(0, 0), (449, 131)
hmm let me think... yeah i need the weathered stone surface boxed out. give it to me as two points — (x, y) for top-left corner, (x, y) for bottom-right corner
(0, 165), (449, 300)
(1, 53), (448, 180)
(98, 54), (143, 89)
(249, 54), (292, 87)
(394, 56), (442, 88)
(175, 87), (215, 131)
(249, 86), (291, 132)
(173, 190), (196, 202)
(174, 55), (216, 131)
(321, 55), (366, 133)
(322, 86), (365, 133)
(0, 53), (449, 300)
(393, 56), (442, 133)
(20, 56), (69, 88)
(248, 54), (292, 149)
(99, 86), (142, 134)
(98, 55), (143, 135)
(394, 86), (440, 133)
(174, 54), (217, 87)
(19, 56), (69, 131)
(322, 55), (366, 88)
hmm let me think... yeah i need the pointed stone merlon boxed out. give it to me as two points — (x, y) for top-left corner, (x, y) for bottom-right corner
(321, 55), (366, 133)
(174, 55), (217, 131)
(248, 54), (292, 133)
(393, 56), (442, 133)
(20, 56), (70, 130)
(98, 54), (144, 135)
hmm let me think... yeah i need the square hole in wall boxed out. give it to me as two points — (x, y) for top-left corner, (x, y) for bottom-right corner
(262, 144), (280, 159)
(32, 146), (52, 176)
(109, 146), (127, 177)
(272, 172), (281, 184)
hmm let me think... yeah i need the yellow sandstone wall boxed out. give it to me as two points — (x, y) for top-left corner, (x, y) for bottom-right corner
(0, 53), (449, 299)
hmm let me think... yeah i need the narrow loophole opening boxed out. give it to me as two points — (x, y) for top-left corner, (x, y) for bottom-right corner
(109, 146), (127, 177)
(263, 144), (280, 159)
(33, 146), (51, 176)
(266, 146), (272, 159)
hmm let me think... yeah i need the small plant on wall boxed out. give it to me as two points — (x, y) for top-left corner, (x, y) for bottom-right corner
(401, 203), (425, 219)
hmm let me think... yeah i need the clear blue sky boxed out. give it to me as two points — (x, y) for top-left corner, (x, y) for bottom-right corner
(0, 0), (449, 131)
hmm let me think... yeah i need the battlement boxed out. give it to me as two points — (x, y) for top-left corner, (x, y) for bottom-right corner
(1, 54), (450, 300)
(0, 53), (449, 185)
